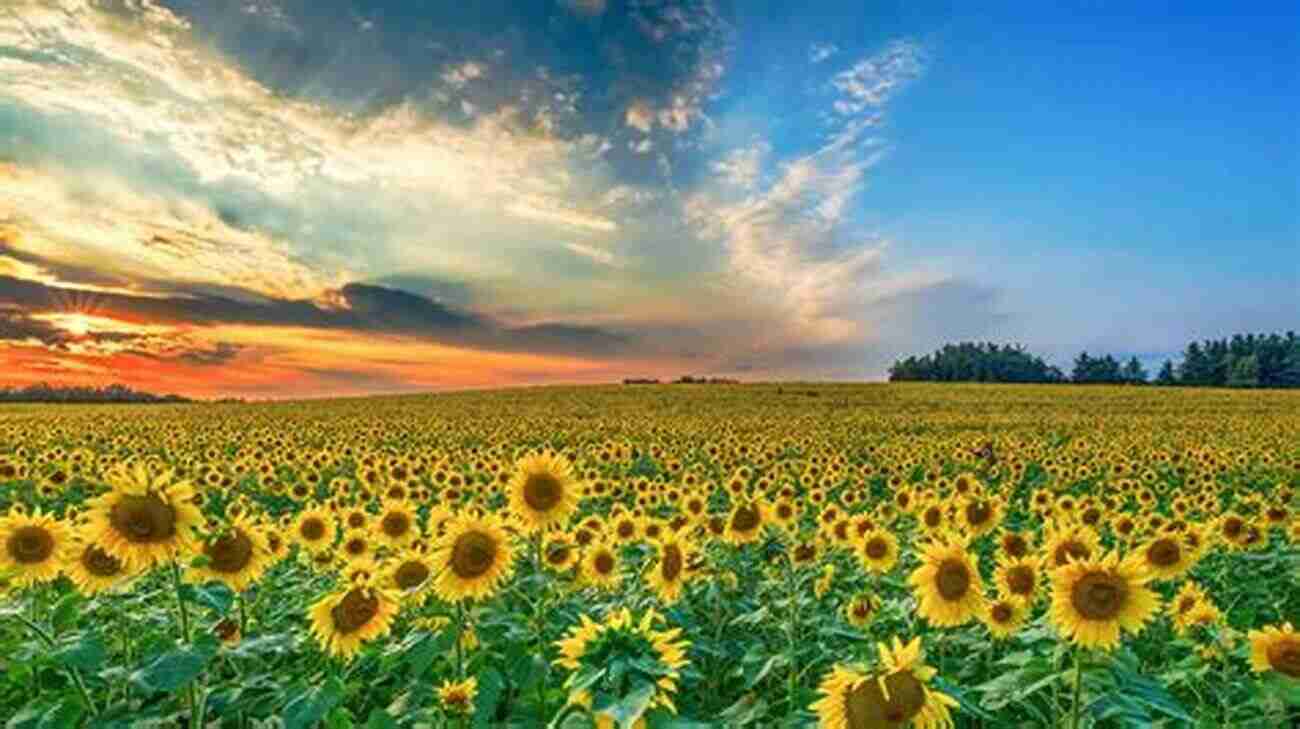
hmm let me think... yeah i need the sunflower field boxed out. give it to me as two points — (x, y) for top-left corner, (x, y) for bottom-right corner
(0, 382), (1298, 729)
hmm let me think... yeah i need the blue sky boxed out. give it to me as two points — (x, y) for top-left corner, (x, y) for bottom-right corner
(0, 0), (1294, 396)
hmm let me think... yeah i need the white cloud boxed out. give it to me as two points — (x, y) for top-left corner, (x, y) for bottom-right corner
(809, 42), (839, 64)
(831, 40), (924, 116)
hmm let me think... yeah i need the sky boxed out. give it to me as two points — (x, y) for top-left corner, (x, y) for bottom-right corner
(0, 0), (1295, 399)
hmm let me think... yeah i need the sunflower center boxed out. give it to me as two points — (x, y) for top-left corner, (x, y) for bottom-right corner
(546, 543), (572, 565)
(7, 525), (54, 564)
(110, 493), (177, 544)
(381, 512), (411, 538)
(1070, 570), (1129, 620)
(205, 529), (255, 573)
(923, 508), (942, 528)
(661, 543), (683, 582)
(864, 538), (889, 560)
(1003, 535), (1028, 558)
(593, 552), (615, 575)
(844, 670), (926, 729)
(991, 603), (1014, 623)
(617, 520), (637, 539)
(1223, 517), (1243, 538)
(1006, 565), (1036, 596)
(522, 473), (563, 512)
(731, 505), (760, 532)
(1147, 538), (1181, 567)
(966, 502), (990, 526)
(1053, 540), (1091, 567)
(300, 517), (327, 542)
(394, 560), (431, 590)
(81, 544), (123, 576)
(936, 559), (971, 601)
(450, 530), (498, 579)
(330, 588), (380, 635)
(1267, 639), (1300, 678)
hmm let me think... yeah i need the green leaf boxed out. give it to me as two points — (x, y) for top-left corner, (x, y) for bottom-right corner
(50, 592), (83, 634)
(7, 699), (80, 729)
(51, 631), (107, 671)
(932, 677), (994, 721)
(717, 694), (768, 727)
(1110, 665), (1193, 722)
(472, 668), (505, 729)
(363, 709), (398, 729)
(190, 582), (234, 613)
(283, 677), (346, 729)
(744, 654), (788, 691)
(604, 681), (656, 729)
(129, 642), (217, 693)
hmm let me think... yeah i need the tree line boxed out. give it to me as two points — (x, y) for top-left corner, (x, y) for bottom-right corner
(889, 332), (1300, 388)
(0, 383), (190, 403)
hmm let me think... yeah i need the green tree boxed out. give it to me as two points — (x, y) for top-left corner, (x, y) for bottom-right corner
(1227, 354), (1260, 388)
(1155, 359), (1178, 385)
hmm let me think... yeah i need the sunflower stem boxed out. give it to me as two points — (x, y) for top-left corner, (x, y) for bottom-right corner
(784, 554), (801, 722)
(1068, 647), (1084, 729)
(9, 611), (99, 716)
(533, 534), (550, 722)
(169, 559), (192, 642)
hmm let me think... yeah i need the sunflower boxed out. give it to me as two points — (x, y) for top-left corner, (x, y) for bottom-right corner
(1040, 522), (1099, 570)
(0, 509), (73, 588)
(791, 538), (821, 567)
(1049, 551), (1159, 651)
(581, 539), (621, 590)
(997, 530), (1032, 561)
(958, 496), (1001, 538)
(84, 463), (204, 571)
(909, 534), (987, 627)
(1134, 533), (1194, 581)
(555, 608), (690, 717)
(339, 528), (374, 563)
(983, 598), (1026, 639)
(610, 513), (642, 544)
(811, 636), (958, 729)
(438, 676), (478, 715)
(374, 500), (419, 549)
(188, 516), (271, 593)
(542, 531), (579, 572)
(507, 452), (580, 534)
(64, 536), (135, 596)
(724, 500), (767, 545)
(645, 534), (695, 604)
(308, 583), (399, 660)
(385, 549), (435, 602)
(857, 529), (900, 574)
(995, 557), (1043, 607)
(843, 592), (881, 629)
(432, 513), (515, 603)
(1247, 623), (1300, 679)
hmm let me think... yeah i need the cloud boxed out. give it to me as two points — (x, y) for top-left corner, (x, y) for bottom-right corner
(564, 242), (621, 268)
(830, 40), (924, 115)
(625, 101), (656, 134)
(809, 42), (839, 64)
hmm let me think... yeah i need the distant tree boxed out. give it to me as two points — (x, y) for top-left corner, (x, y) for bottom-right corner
(888, 342), (1063, 383)
(1226, 354), (1260, 388)
(1155, 360), (1178, 385)
(1121, 356), (1148, 384)
(0, 382), (189, 404)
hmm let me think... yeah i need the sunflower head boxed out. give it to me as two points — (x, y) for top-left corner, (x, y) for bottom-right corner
(507, 453), (580, 534)
(909, 533), (987, 628)
(432, 512), (515, 603)
(811, 637), (958, 729)
(1049, 552), (1159, 651)
(87, 463), (204, 571)
(1247, 623), (1300, 679)
(0, 510), (73, 588)
(308, 584), (399, 660)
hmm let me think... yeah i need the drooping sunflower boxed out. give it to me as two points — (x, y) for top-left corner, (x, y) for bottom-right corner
(0, 509), (73, 588)
(857, 529), (900, 575)
(64, 536), (135, 596)
(188, 516), (272, 593)
(582, 539), (622, 590)
(507, 452), (580, 534)
(431, 512), (515, 603)
(995, 556), (1043, 607)
(983, 598), (1027, 639)
(438, 677), (478, 715)
(645, 534), (695, 604)
(308, 583), (399, 660)
(1049, 551), (1159, 651)
(811, 636), (958, 729)
(374, 500), (419, 550)
(555, 608), (691, 717)
(85, 463), (204, 571)
(909, 534), (987, 628)
(1246, 623), (1300, 679)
